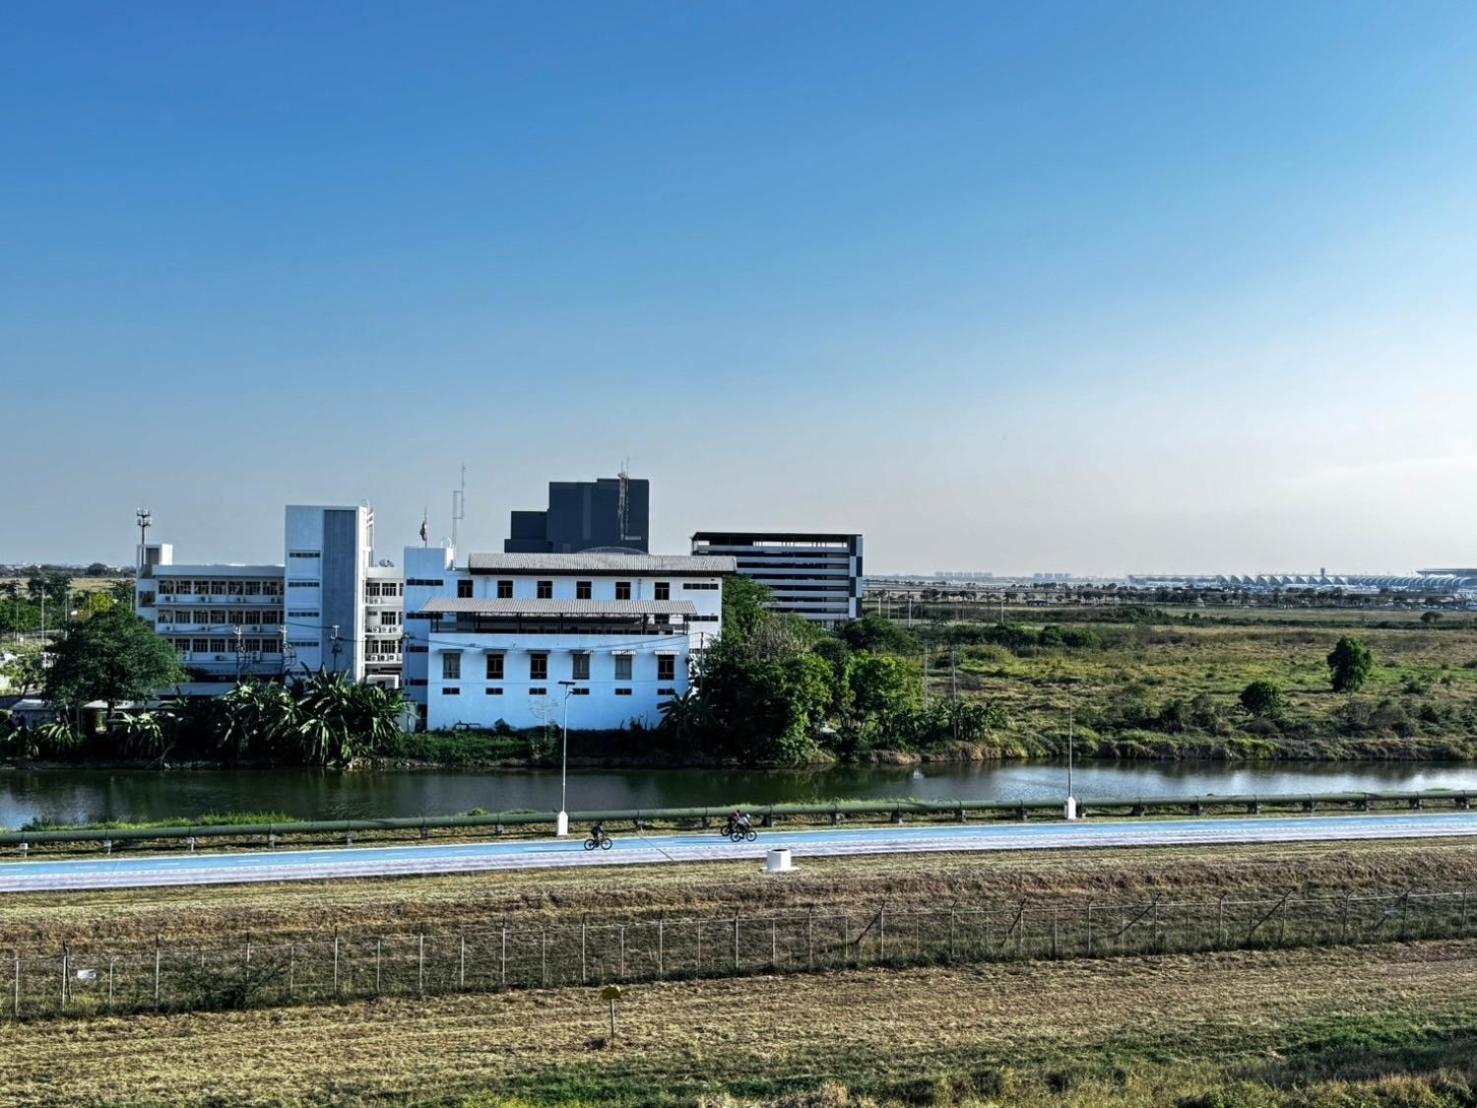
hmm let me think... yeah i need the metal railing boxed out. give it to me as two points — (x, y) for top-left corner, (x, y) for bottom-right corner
(1, 788), (1472, 852)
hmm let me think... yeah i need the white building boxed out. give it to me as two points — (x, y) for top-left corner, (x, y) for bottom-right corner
(136, 505), (404, 694)
(401, 549), (733, 731)
(690, 531), (864, 625)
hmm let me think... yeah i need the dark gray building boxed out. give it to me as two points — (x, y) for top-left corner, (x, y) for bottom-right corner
(505, 475), (650, 554)
(690, 531), (864, 624)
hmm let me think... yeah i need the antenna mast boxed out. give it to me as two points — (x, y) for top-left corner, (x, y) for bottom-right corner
(451, 464), (466, 550)
(617, 458), (630, 545)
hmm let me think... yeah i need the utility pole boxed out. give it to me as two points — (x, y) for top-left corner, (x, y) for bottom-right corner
(330, 625), (342, 674)
(921, 648), (928, 707)
(556, 680), (576, 836)
(451, 465), (466, 551)
(234, 628), (243, 686)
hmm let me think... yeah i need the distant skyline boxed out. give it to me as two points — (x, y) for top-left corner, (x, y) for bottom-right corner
(3, 2), (1475, 575)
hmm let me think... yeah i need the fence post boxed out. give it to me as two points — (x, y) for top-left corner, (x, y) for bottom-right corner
(1341, 896), (1350, 944)
(658, 919), (665, 977)
(732, 918), (739, 971)
(61, 944), (68, 1010)
(288, 945), (295, 998)
(1051, 909), (1059, 960)
(540, 928), (547, 987)
(1462, 891), (1469, 936)
(12, 950), (19, 1020)
(500, 927), (507, 987)
(108, 957), (115, 1009)
(808, 911), (815, 968)
(244, 937), (253, 1004)
(333, 931), (341, 997)
(696, 921), (703, 973)
(770, 918), (778, 969)
(1217, 896), (1226, 949)
(459, 933), (466, 991)
(880, 907), (887, 962)
(1400, 892), (1410, 941)
(1085, 901), (1093, 957)
(1279, 897), (1288, 946)
(618, 926), (625, 981)
(154, 938), (161, 1011)
(375, 939), (382, 995)
(949, 908), (957, 962)
(418, 934), (425, 995)
(1017, 901), (1026, 959)
(581, 923), (587, 984)
(842, 914), (850, 967)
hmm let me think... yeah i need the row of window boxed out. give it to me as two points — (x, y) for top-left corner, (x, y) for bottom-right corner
(458, 579), (677, 601)
(171, 637), (282, 654)
(442, 686), (678, 698)
(442, 652), (677, 682)
(156, 579), (283, 596)
(365, 581), (404, 598)
(157, 609), (283, 626)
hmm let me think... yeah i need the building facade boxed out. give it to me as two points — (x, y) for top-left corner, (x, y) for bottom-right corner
(505, 475), (650, 554)
(135, 505), (404, 693)
(690, 532), (864, 624)
(401, 549), (731, 731)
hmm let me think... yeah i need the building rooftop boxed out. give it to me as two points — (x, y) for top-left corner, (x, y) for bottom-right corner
(467, 552), (734, 576)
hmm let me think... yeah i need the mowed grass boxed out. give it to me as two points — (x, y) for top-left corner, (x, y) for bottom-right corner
(1, 940), (1475, 1106)
(4, 838), (1476, 951)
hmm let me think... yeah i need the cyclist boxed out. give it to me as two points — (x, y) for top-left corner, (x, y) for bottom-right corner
(590, 820), (607, 845)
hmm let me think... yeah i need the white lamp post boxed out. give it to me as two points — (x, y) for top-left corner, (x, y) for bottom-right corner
(1064, 696), (1078, 821)
(556, 680), (576, 836)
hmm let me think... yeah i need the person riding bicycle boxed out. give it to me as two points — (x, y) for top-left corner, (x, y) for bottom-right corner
(724, 809), (745, 835)
(733, 810), (752, 835)
(590, 821), (606, 844)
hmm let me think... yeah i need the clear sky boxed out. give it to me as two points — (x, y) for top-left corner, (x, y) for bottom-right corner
(3, 2), (1476, 575)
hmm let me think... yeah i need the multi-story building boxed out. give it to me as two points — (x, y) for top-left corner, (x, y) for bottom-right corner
(505, 474), (649, 553)
(690, 531), (864, 625)
(136, 505), (404, 693)
(136, 548), (287, 696)
(401, 548), (732, 731)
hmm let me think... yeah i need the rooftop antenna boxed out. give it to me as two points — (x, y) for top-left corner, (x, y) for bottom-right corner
(617, 459), (630, 545)
(451, 464), (466, 551)
(134, 508), (151, 611)
(419, 506), (429, 548)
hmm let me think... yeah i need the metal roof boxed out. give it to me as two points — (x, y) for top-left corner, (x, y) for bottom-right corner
(467, 553), (733, 576)
(419, 598), (699, 616)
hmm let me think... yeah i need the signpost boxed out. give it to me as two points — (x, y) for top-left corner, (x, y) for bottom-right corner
(601, 984), (622, 1038)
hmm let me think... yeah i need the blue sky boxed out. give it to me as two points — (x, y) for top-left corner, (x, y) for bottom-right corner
(3, 2), (1476, 573)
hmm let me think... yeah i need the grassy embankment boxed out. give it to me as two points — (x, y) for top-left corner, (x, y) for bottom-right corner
(914, 604), (1477, 762)
(2, 841), (1477, 1105)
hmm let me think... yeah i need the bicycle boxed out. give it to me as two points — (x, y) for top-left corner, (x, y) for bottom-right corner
(584, 834), (613, 851)
(729, 826), (758, 843)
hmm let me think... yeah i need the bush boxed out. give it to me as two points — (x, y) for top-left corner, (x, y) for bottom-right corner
(1240, 680), (1287, 720)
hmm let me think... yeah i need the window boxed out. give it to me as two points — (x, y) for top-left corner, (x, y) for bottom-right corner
(570, 687), (589, 696)
(576, 580), (592, 600)
(210, 581), (227, 595)
(485, 653), (504, 680)
(405, 578), (443, 587)
(192, 638), (209, 653)
(485, 687), (503, 696)
(228, 581), (244, 595)
(442, 653), (461, 680)
(614, 655), (633, 681)
(536, 580), (553, 599)
(408, 678), (428, 688)
(289, 550), (321, 559)
(657, 655), (676, 681)
(682, 581), (719, 591)
(571, 652), (590, 680)
(209, 638), (227, 653)
(380, 611), (401, 626)
(655, 581), (670, 601)
(529, 687), (547, 696)
(615, 688), (632, 696)
(444, 688), (460, 696)
(658, 687), (676, 696)
(689, 614), (719, 622)
(287, 610), (318, 619)
(497, 579), (513, 599)
(529, 653), (548, 680)
(456, 579), (473, 599)
(615, 581), (632, 600)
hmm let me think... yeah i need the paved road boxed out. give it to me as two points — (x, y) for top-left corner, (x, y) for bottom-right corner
(2, 811), (1476, 892)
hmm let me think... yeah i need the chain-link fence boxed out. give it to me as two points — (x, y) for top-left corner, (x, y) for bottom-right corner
(9, 889), (1474, 1020)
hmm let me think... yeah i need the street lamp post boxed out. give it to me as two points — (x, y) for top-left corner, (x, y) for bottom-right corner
(1065, 694), (1078, 821)
(556, 680), (576, 836)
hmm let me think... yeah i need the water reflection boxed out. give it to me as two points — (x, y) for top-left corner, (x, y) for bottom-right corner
(4, 760), (1477, 828)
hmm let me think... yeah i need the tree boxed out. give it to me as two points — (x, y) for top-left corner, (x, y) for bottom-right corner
(836, 616), (919, 655)
(721, 575), (774, 644)
(1239, 680), (1286, 720)
(42, 607), (185, 720)
(848, 654), (917, 720)
(1327, 636), (1374, 693)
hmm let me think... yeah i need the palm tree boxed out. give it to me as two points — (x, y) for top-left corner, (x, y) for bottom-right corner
(218, 681), (296, 762)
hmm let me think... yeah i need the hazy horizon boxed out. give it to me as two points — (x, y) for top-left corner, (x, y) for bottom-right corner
(4, 3), (1475, 576)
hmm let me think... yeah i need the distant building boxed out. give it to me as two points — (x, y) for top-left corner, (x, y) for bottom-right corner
(690, 532), (864, 625)
(505, 475), (649, 554)
(135, 505), (404, 694)
(400, 549), (732, 731)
